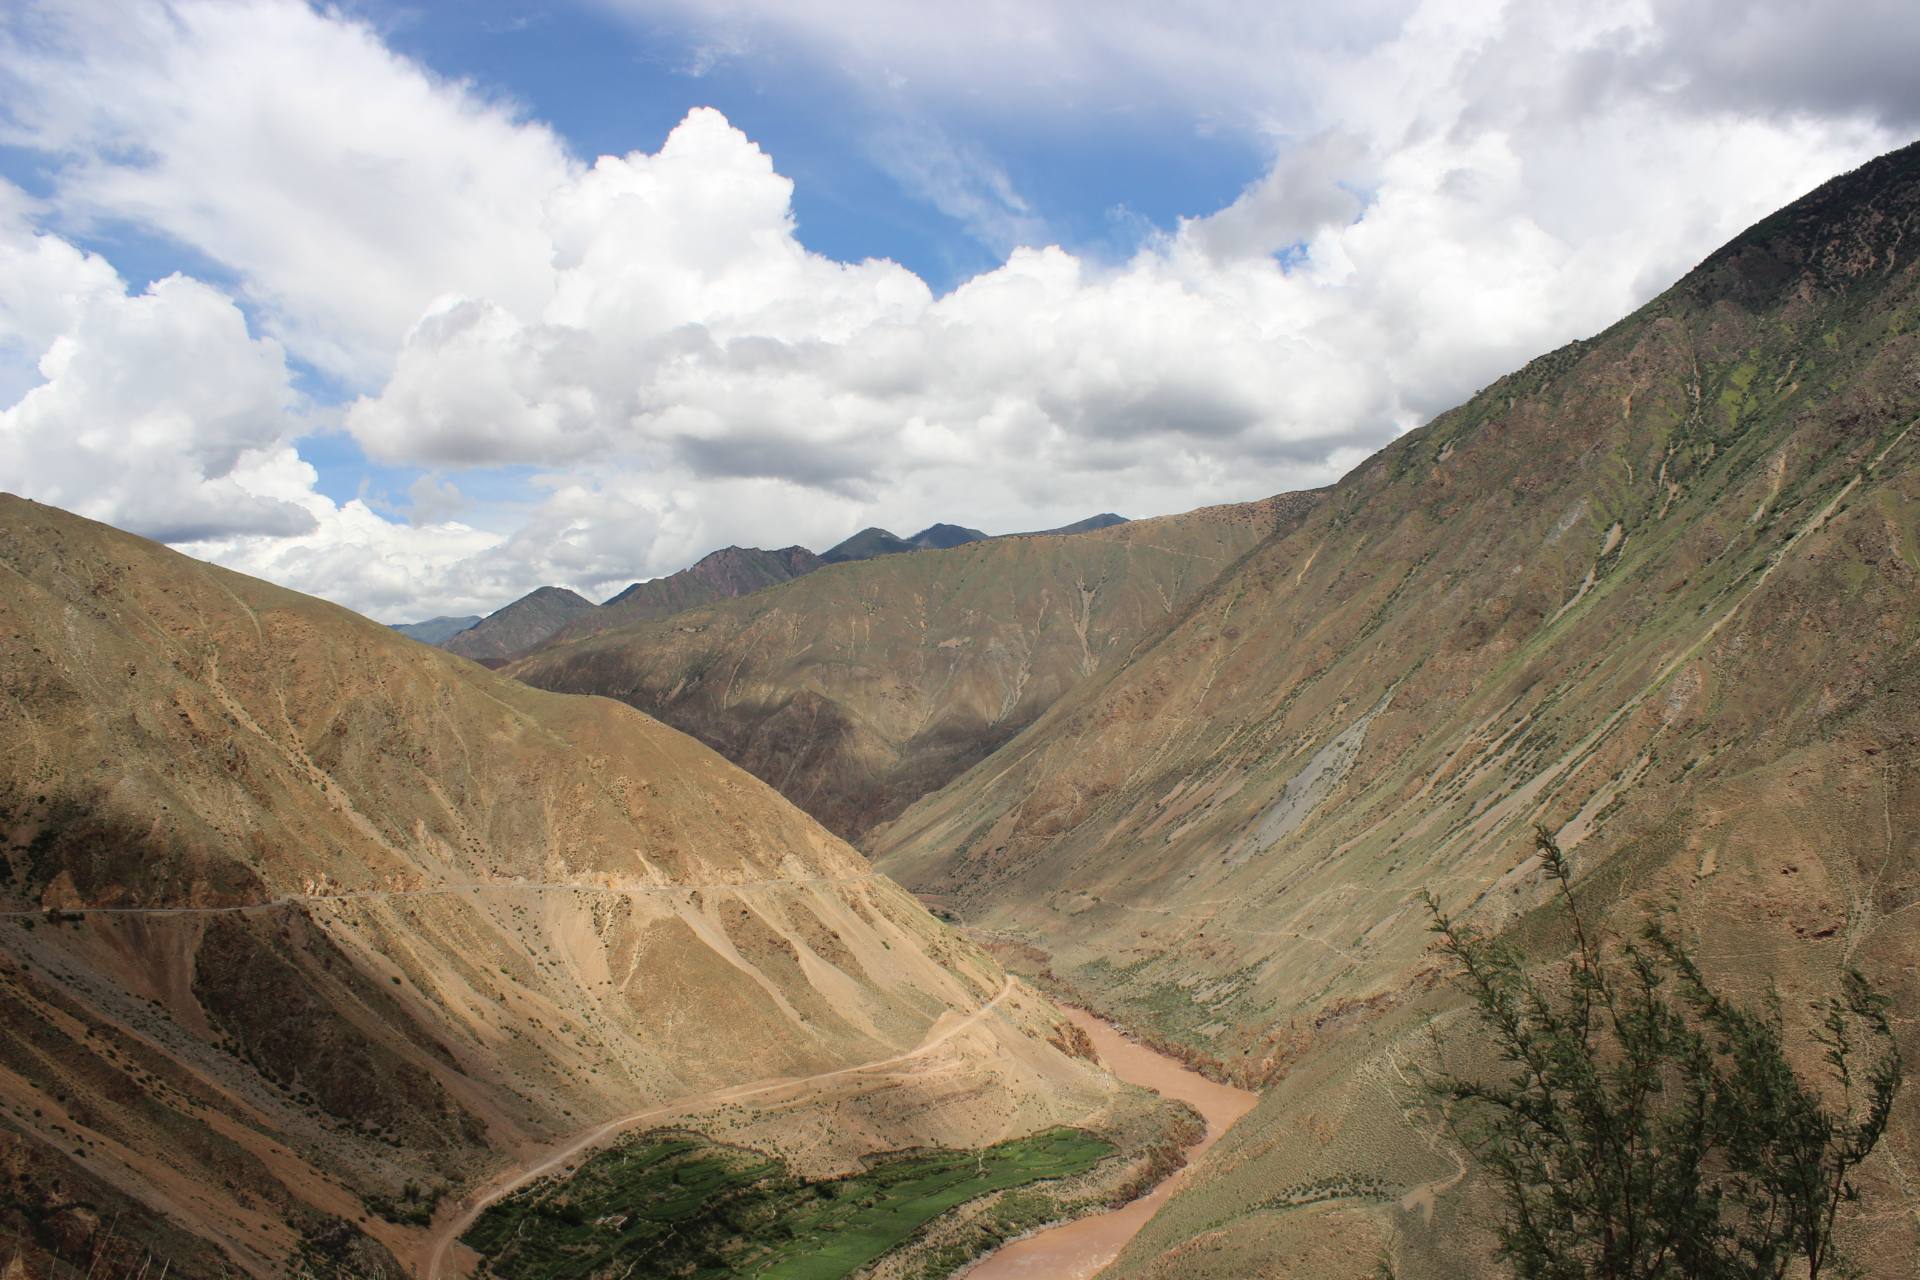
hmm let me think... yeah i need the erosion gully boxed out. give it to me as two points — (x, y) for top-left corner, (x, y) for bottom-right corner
(963, 1007), (1259, 1279)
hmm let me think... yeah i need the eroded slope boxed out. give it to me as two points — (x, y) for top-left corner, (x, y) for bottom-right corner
(509, 497), (1309, 841)
(0, 497), (1125, 1278)
(873, 142), (1920, 1275)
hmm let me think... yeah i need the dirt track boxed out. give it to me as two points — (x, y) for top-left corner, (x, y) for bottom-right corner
(417, 976), (1018, 1280)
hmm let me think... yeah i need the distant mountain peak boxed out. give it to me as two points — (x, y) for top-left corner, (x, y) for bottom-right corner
(820, 527), (915, 563)
(389, 614), (482, 645)
(907, 523), (989, 550)
(442, 584), (595, 664)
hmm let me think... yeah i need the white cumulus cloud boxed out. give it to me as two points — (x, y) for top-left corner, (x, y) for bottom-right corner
(0, 0), (1914, 622)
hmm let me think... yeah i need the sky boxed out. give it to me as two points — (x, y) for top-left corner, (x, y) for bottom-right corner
(1, 1), (1917, 622)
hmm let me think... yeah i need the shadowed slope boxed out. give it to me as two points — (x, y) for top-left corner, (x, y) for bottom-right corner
(440, 585), (594, 663)
(0, 497), (1125, 1278)
(509, 496), (1311, 841)
(872, 142), (1920, 1276)
(391, 615), (482, 644)
(540, 544), (824, 653)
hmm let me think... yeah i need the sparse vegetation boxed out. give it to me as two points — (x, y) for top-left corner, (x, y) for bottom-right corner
(362, 1179), (445, 1226)
(1422, 827), (1902, 1279)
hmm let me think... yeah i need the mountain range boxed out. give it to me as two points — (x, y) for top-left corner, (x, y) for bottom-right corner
(6, 140), (1920, 1280)
(401, 513), (1133, 667)
(514, 141), (1920, 1275)
(507, 498), (1290, 841)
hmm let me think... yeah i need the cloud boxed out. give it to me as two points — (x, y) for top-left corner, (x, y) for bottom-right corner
(0, 212), (314, 541)
(175, 448), (506, 620)
(1, 0), (1916, 623)
(336, 71), (1895, 576)
(601, 0), (1398, 129)
(0, 187), (511, 616)
(866, 117), (1048, 255)
(600, 0), (1920, 136)
(0, 0), (577, 386)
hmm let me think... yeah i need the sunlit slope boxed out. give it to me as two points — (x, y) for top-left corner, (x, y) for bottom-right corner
(873, 142), (1920, 1274)
(0, 496), (1120, 1278)
(509, 497), (1309, 841)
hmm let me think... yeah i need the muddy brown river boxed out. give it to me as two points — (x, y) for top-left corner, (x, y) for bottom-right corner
(963, 1008), (1259, 1279)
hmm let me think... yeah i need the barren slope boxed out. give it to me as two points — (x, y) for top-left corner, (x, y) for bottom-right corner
(0, 497), (1125, 1278)
(509, 497), (1309, 841)
(873, 142), (1920, 1275)
(575, 545), (821, 639)
(441, 584), (595, 663)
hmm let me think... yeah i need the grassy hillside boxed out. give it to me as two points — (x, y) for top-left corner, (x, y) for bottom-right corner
(870, 142), (1920, 1276)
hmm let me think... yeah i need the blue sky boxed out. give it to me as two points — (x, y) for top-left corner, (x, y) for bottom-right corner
(361, 2), (1270, 288)
(1, 1), (1916, 619)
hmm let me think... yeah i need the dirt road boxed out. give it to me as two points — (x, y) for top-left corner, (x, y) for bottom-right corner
(417, 976), (1017, 1279)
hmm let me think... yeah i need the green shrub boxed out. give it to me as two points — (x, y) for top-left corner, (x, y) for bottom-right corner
(1421, 826), (1900, 1279)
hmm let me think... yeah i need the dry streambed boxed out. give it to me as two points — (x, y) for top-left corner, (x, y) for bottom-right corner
(963, 1009), (1258, 1279)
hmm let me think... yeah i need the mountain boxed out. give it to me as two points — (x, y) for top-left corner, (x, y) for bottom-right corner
(820, 526), (917, 563)
(0, 495), (1138, 1279)
(602, 544), (822, 614)
(819, 522), (991, 564)
(908, 522), (989, 550)
(508, 496), (1309, 841)
(440, 583), (594, 664)
(1014, 513), (1129, 537)
(541, 544), (823, 652)
(388, 614), (482, 644)
(870, 142), (1920, 1276)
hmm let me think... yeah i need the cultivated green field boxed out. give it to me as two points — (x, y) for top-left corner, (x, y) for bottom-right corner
(462, 1127), (1114, 1279)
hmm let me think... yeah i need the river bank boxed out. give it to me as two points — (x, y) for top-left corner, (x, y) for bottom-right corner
(962, 1008), (1259, 1279)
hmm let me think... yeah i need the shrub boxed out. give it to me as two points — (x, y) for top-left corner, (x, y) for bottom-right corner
(1421, 826), (1900, 1279)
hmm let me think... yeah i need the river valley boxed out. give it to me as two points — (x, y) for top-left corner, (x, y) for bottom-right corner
(964, 1008), (1259, 1279)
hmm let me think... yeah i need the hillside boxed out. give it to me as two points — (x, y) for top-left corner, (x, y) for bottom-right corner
(440, 584), (594, 664)
(539, 544), (824, 653)
(508, 495), (1310, 841)
(1019, 513), (1129, 537)
(0, 496), (1136, 1279)
(390, 615), (482, 644)
(870, 142), (1920, 1275)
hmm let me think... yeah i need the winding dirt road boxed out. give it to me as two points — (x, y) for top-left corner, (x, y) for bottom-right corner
(416, 976), (1018, 1280)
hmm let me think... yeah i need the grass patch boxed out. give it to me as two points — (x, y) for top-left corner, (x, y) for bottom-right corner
(462, 1127), (1113, 1280)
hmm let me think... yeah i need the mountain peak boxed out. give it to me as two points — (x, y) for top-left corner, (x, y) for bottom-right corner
(442, 583), (596, 663)
(1682, 138), (1920, 310)
(907, 523), (989, 550)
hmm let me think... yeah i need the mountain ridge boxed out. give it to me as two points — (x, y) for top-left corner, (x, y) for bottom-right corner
(508, 494), (1308, 841)
(867, 138), (1920, 1277)
(439, 582), (594, 663)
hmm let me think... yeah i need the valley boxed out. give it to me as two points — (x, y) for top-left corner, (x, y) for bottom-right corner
(0, 497), (1182, 1280)
(963, 1009), (1257, 1280)
(3, 105), (1919, 1280)
(508, 496), (1309, 841)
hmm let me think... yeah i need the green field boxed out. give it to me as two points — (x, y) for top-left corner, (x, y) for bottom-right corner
(461, 1127), (1113, 1280)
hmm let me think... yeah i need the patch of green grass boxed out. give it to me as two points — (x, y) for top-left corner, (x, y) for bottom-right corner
(462, 1127), (1112, 1280)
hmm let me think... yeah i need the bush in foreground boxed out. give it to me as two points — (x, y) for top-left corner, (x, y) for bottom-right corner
(1420, 826), (1900, 1280)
